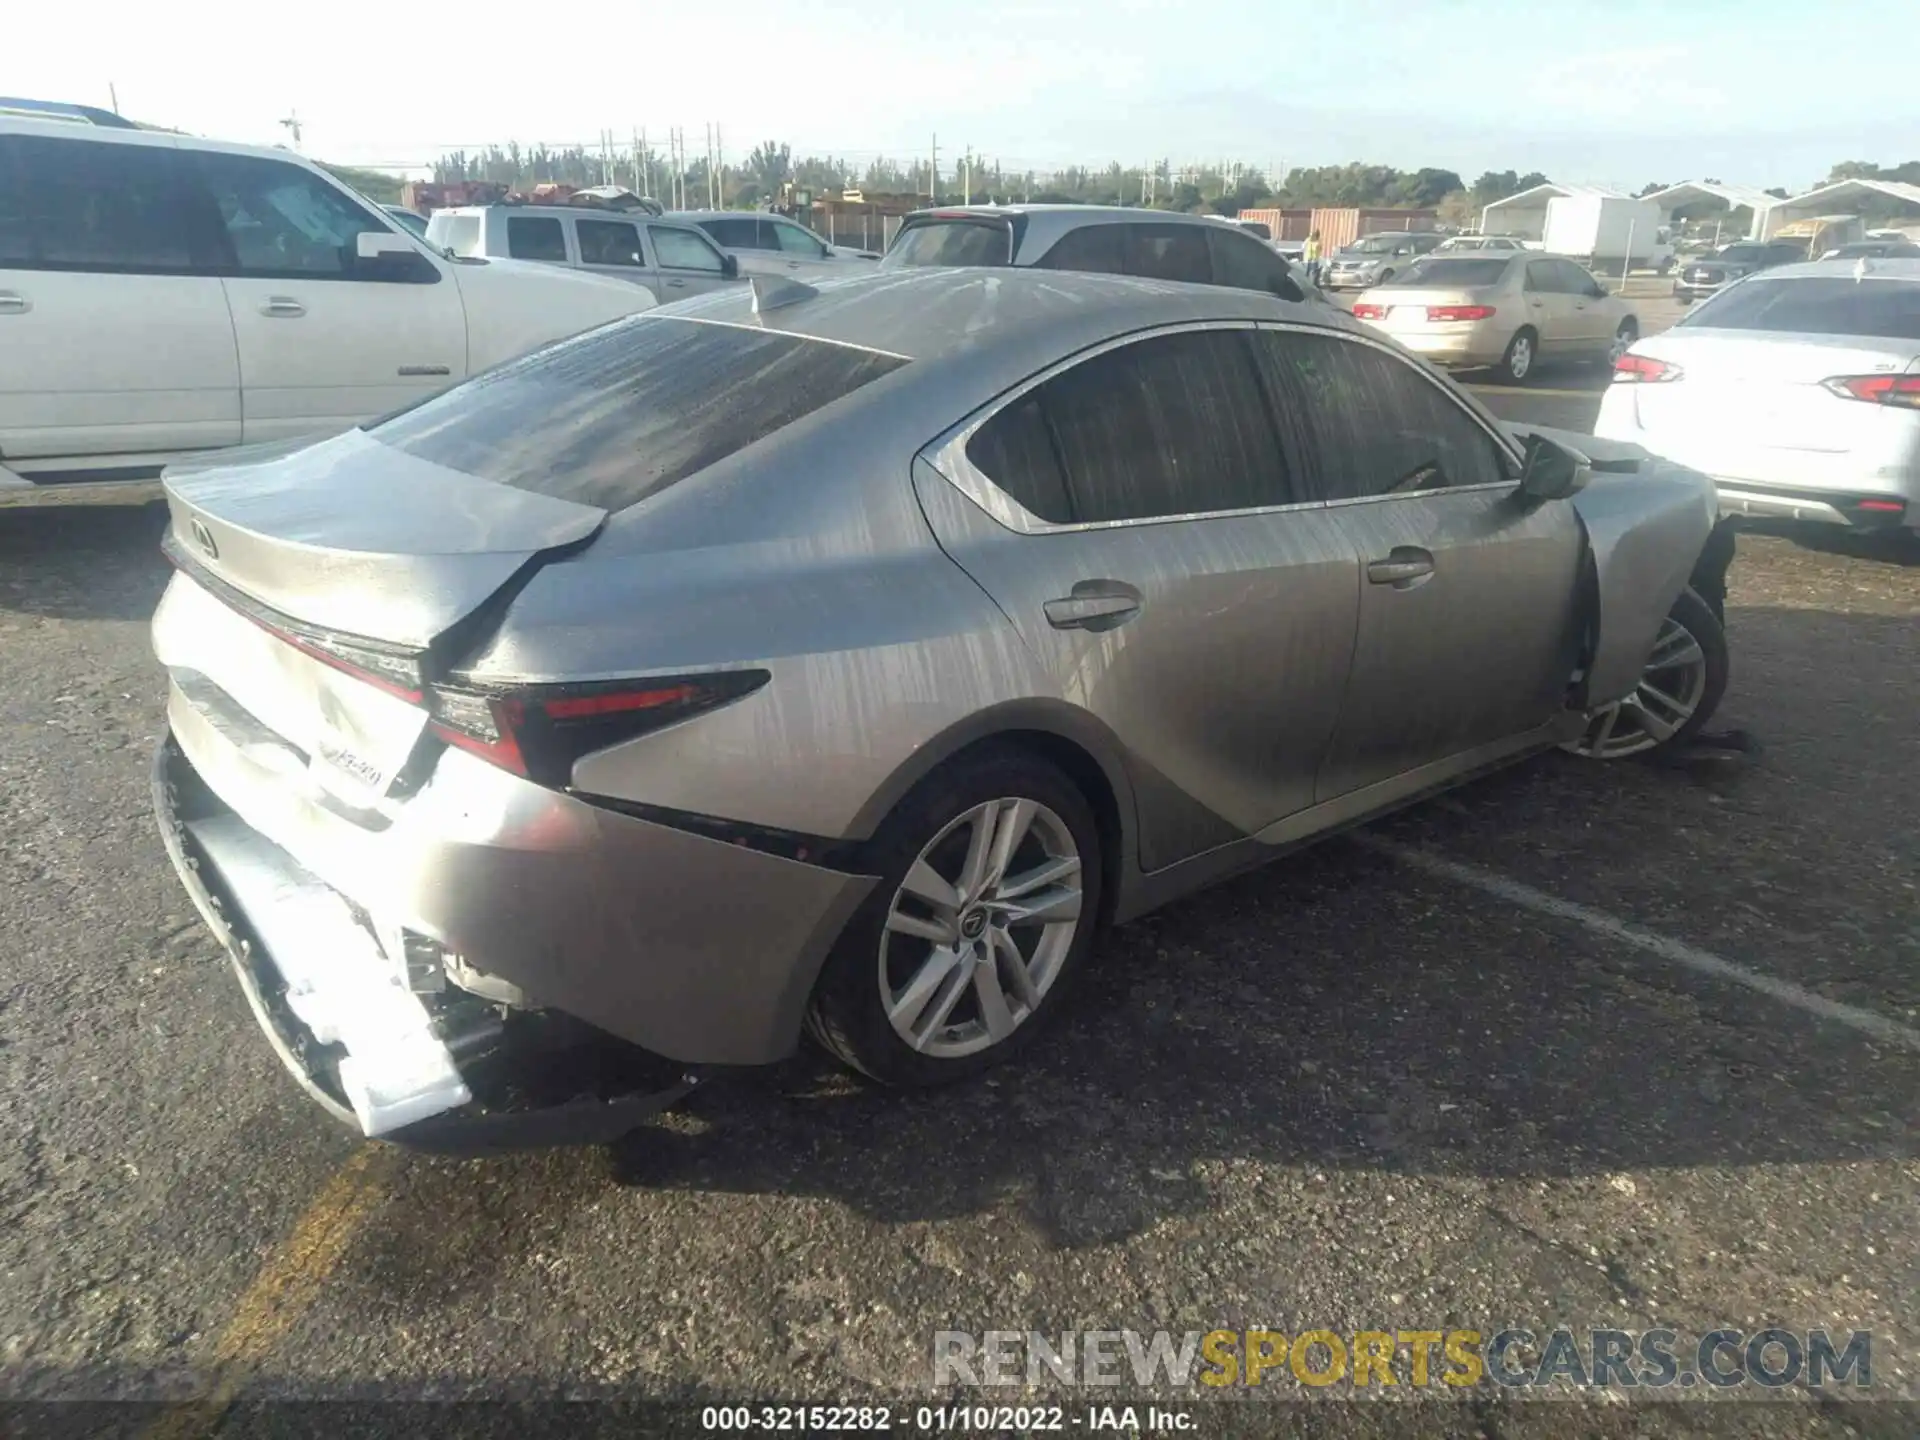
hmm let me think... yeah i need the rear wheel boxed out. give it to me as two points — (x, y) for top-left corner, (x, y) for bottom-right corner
(1607, 318), (1639, 366)
(1495, 327), (1537, 384)
(1564, 587), (1728, 760)
(806, 749), (1103, 1086)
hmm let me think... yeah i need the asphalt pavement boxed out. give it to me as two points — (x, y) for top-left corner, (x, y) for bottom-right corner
(2, 357), (1916, 1437)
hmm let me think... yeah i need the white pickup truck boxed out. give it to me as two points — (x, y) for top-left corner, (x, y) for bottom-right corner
(0, 103), (657, 494)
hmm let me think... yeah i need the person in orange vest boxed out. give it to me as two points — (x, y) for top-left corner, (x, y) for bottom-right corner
(1303, 230), (1323, 286)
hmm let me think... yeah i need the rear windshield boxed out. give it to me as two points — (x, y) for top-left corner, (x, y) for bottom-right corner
(1395, 257), (1512, 287)
(883, 217), (1013, 268)
(367, 317), (907, 510)
(1682, 277), (1920, 340)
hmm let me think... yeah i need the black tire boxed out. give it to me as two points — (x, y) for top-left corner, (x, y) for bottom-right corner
(1378, 268), (1395, 284)
(1495, 326), (1538, 384)
(1605, 318), (1639, 367)
(1567, 586), (1729, 761)
(805, 748), (1104, 1087)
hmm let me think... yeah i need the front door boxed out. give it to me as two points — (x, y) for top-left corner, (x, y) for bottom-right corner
(914, 326), (1361, 873)
(1521, 258), (1578, 358)
(1256, 326), (1585, 802)
(647, 224), (735, 299)
(0, 132), (240, 472)
(196, 151), (468, 445)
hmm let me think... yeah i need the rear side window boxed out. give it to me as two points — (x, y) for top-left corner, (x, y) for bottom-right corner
(508, 216), (568, 262)
(431, 214), (483, 256)
(367, 316), (907, 511)
(1682, 277), (1920, 340)
(0, 134), (201, 272)
(884, 217), (1013, 267)
(965, 330), (1296, 524)
(1032, 223), (1125, 275)
(1125, 224), (1210, 284)
(1258, 331), (1511, 502)
(577, 218), (645, 267)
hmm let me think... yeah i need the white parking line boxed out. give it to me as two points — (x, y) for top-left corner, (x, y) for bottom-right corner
(1357, 837), (1920, 1054)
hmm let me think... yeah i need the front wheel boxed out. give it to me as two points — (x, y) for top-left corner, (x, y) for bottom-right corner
(1563, 587), (1728, 760)
(805, 749), (1104, 1086)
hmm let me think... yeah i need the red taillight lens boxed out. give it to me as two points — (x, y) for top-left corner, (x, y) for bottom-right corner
(1352, 303), (1386, 320)
(1425, 305), (1495, 322)
(427, 672), (769, 787)
(1823, 374), (1920, 408)
(1612, 353), (1682, 384)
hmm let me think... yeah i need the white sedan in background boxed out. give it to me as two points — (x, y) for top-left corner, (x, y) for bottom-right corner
(1596, 259), (1920, 535)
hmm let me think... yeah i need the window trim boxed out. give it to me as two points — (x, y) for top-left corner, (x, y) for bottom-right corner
(922, 319), (1316, 536)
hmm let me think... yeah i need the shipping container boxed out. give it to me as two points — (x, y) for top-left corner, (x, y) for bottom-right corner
(1235, 207), (1313, 241)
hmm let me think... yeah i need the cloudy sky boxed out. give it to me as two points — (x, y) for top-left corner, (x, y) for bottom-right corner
(6, 0), (1906, 190)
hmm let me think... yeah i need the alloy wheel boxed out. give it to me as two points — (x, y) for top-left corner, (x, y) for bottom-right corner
(1565, 615), (1710, 759)
(1507, 333), (1533, 380)
(878, 797), (1084, 1059)
(1610, 325), (1637, 364)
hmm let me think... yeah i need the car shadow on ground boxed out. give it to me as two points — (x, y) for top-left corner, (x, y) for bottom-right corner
(0, 502), (171, 622)
(1738, 518), (1919, 569)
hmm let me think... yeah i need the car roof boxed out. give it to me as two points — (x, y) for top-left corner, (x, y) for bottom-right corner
(1755, 258), (1920, 282)
(672, 210), (804, 223)
(434, 204), (703, 227)
(903, 204), (1224, 227)
(655, 265), (1356, 364)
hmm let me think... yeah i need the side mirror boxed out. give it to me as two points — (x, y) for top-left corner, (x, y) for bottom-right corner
(720, 253), (740, 279)
(1517, 434), (1591, 502)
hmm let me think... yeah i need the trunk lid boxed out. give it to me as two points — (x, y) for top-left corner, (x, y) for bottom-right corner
(163, 428), (606, 650)
(1356, 285), (1500, 334)
(1624, 329), (1920, 454)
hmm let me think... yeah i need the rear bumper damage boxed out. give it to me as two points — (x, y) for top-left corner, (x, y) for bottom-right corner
(153, 684), (876, 1142)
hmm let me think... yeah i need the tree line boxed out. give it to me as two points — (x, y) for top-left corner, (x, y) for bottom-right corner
(332, 143), (1915, 222)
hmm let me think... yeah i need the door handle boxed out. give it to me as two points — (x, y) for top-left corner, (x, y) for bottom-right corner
(1044, 581), (1142, 632)
(259, 297), (305, 318)
(666, 278), (687, 288)
(1367, 548), (1435, 588)
(0, 291), (28, 314)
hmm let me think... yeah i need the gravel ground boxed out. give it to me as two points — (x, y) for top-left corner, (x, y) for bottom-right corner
(2, 371), (1916, 1438)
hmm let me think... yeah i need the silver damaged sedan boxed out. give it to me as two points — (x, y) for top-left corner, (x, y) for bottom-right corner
(151, 269), (1736, 1146)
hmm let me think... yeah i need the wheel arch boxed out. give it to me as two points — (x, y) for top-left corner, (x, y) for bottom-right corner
(845, 700), (1138, 925)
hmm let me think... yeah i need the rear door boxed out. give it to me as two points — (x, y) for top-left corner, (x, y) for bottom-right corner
(1522, 258), (1577, 356)
(914, 325), (1361, 871)
(575, 215), (660, 297)
(648, 223), (734, 298)
(1258, 327), (1585, 803)
(198, 150), (468, 446)
(0, 130), (240, 473)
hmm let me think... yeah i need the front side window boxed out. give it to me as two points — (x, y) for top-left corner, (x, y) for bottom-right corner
(197, 152), (391, 277)
(369, 316), (907, 511)
(577, 218), (645, 267)
(772, 221), (827, 257)
(964, 330), (1296, 525)
(0, 134), (200, 272)
(1125, 224), (1210, 284)
(507, 216), (568, 262)
(650, 226), (725, 272)
(1259, 331), (1511, 502)
(1524, 259), (1565, 293)
(698, 216), (761, 249)
(1551, 259), (1602, 294)
(1207, 228), (1301, 299)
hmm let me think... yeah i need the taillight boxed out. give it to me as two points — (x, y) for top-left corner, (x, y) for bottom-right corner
(426, 672), (770, 787)
(1425, 304), (1495, 322)
(1352, 303), (1386, 320)
(1612, 353), (1682, 384)
(1823, 374), (1920, 408)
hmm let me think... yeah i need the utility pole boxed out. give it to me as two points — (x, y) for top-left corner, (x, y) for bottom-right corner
(963, 147), (971, 205)
(108, 83), (120, 115)
(715, 124), (724, 206)
(278, 110), (302, 149)
(930, 133), (938, 205)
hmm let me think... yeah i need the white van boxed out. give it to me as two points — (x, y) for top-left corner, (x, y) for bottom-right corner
(426, 205), (746, 303)
(0, 101), (657, 492)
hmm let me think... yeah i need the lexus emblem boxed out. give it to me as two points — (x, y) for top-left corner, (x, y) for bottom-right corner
(190, 518), (219, 560)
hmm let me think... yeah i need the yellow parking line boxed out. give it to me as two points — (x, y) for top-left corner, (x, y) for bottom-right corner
(144, 1145), (391, 1439)
(1463, 384), (1600, 399)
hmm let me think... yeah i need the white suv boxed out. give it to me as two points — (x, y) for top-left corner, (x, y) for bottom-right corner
(425, 204), (747, 303)
(0, 104), (658, 492)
